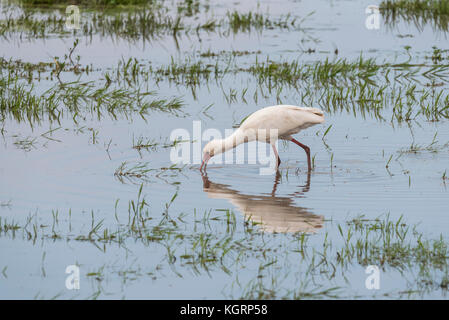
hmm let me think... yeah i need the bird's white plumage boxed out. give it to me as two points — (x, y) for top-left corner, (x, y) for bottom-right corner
(202, 105), (325, 157)
(239, 105), (324, 140)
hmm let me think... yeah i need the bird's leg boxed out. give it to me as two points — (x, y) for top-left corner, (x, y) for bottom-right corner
(200, 162), (207, 173)
(201, 171), (210, 188)
(303, 170), (311, 193)
(271, 170), (281, 196)
(200, 152), (211, 173)
(290, 138), (311, 172)
(271, 144), (281, 168)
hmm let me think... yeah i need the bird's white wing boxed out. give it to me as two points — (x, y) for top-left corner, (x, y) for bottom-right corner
(240, 105), (325, 138)
(283, 105), (324, 116)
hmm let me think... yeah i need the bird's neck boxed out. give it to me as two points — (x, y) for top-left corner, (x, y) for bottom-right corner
(220, 129), (245, 152)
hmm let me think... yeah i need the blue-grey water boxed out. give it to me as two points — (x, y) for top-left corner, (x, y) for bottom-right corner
(1, 0), (449, 299)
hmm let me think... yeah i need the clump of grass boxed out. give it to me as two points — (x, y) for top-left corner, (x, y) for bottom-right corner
(0, 217), (20, 233)
(132, 136), (160, 152)
(100, 54), (449, 123)
(398, 132), (449, 154)
(380, 0), (449, 32)
(227, 11), (296, 33)
(0, 74), (184, 125)
(132, 136), (187, 153)
(18, 0), (158, 8)
(0, 6), (182, 40)
(177, 0), (201, 17)
(0, 57), (52, 83)
(149, 57), (221, 86)
(0, 78), (60, 125)
(114, 161), (152, 183)
(114, 161), (185, 184)
(248, 56), (382, 88)
(1, 4), (304, 41)
(199, 49), (261, 58)
(5, 43), (449, 131)
(427, 46), (449, 64)
(13, 135), (37, 151)
(0, 41), (93, 84)
(381, 0), (449, 15)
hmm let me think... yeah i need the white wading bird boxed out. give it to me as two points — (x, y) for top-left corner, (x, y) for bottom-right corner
(200, 105), (325, 172)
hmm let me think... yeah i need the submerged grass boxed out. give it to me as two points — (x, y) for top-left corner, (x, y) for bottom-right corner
(114, 161), (186, 184)
(0, 74), (184, 125)
(104, 54), (449, 123)
(17, 0), (158, 7)
(0, 5), (303, 41)
(132, 135), (188, 154)
(0, 0), (448, 301)
(398, 132), (449, 154)
(381, 0), (449, 15)
(0, 187), (448, 299)
(380, 0), (449, 31)
(3, 49), (449, 127)
(4, 52), (449, 126)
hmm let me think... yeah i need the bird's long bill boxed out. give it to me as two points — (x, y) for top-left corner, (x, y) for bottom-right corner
(200, 152), (211, 171)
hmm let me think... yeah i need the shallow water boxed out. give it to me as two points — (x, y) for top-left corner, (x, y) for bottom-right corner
(1, 0), (449, 299)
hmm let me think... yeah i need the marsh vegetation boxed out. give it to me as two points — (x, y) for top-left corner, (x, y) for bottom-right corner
(1, 0), (449, 299)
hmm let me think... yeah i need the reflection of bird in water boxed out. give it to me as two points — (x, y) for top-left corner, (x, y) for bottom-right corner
(202, 172), (323, 233)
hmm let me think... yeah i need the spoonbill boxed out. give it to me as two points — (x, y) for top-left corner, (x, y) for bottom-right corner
(200, 105), (325, 172)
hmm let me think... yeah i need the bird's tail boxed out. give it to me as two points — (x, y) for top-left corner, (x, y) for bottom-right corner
(308, 108), (324, 116)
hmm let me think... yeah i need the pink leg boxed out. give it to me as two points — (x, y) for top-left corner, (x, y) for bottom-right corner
(291, 138), (311, 171)
(271, 144), (281, 168)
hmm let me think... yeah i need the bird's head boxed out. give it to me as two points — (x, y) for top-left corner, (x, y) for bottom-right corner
(201, 139), (225, 171)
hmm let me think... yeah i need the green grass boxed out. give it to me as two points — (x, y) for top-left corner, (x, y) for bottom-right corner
(227, 11), (296, 33)
(380, 0), (449, 31)
(3, 50), (449, 127)
(4, 53), (449, 126)
(133, 55), (449, 123)
(132, 135), (188, 153)
(1, 190), (449, 299)
(0, 73), (184, 125)
(114, 161), (186, 184)
(16, 0), (158, 8)
(381, 0), (449, 15)
(0, 4), (303, 40)
(398, 132), (449, 154)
